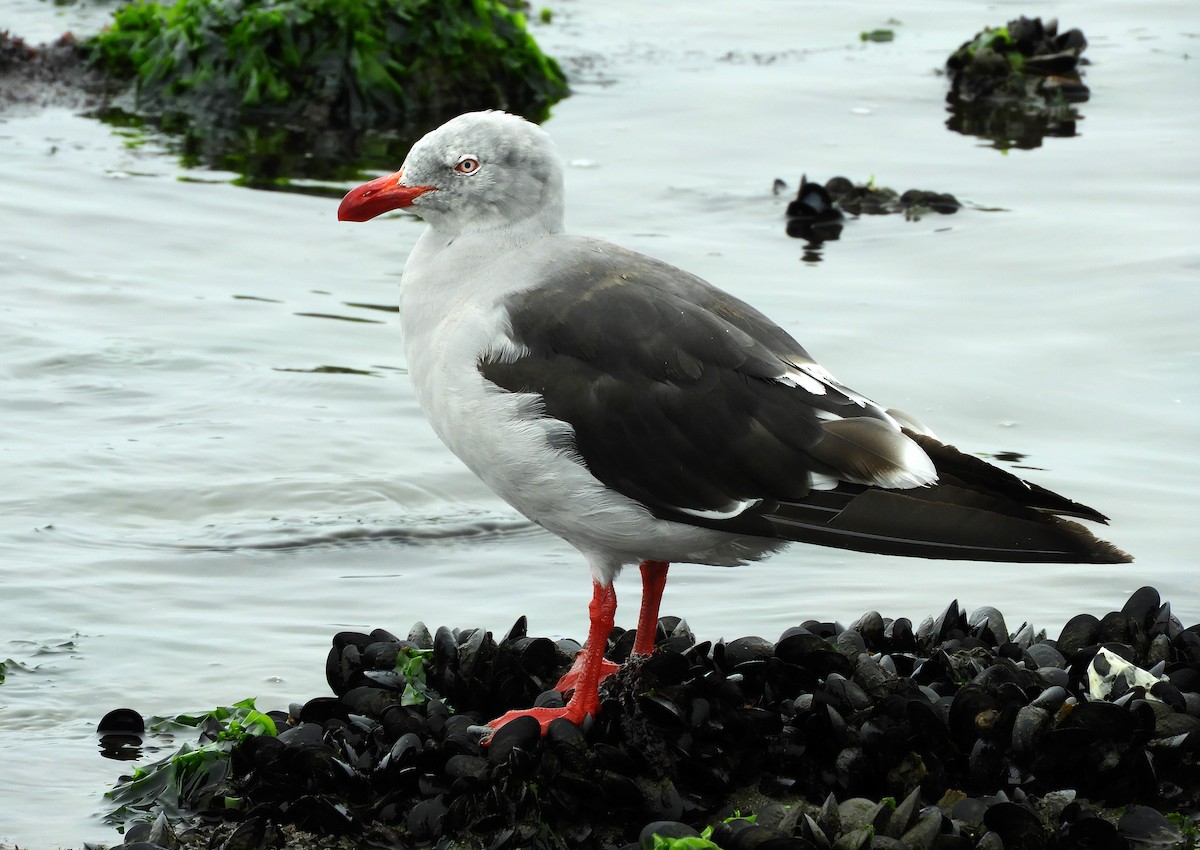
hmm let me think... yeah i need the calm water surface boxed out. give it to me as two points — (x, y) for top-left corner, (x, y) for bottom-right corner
(1, 0), (1197, 845)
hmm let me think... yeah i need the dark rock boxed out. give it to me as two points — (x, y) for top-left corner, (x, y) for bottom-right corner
(98, 708), (146, 735)
(1117, 805), (1183, 846)
(1060, 815), (1126, 850)
(1057, 614), (1101, 657)
(1024, 642), (1066, 670)
(1010, 705), (1051, 758)
(485, 714), (541, 763)
(1122, 587), (1162, 629)
(898, 807), (942, 850)
(983, 802), (1045, 850)
(945, 16), (1090, 149)
(969, 607), (1009, 647)
(849, 611), (886, 650)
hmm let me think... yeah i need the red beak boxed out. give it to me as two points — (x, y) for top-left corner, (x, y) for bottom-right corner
(337, 170), (437, 222)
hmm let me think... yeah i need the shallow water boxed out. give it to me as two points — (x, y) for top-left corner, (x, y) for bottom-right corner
(1, 0), (1198, 846)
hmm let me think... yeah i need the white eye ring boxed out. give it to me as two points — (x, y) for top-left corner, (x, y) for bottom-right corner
(454, 155), (481, 175)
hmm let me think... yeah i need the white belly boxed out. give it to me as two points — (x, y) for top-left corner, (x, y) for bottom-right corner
(399, 286), (779, 582)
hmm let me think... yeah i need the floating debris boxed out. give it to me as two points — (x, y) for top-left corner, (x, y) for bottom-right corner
(861, 29), (896, 44)
(102, 588), (1200, 849)
(784, 175), (960, 259)
(945, 17), (1089, 150)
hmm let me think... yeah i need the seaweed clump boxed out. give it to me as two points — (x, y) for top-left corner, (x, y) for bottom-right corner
(82, 0), (569, 181)
(100, 587), (1200, 850)
(945, 17), (1089, 150)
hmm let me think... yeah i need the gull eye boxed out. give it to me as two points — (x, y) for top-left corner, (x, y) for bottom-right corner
(454, 155), (481, 175)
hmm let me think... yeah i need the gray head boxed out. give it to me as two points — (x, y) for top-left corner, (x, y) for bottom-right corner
(338, 111), (565, 236)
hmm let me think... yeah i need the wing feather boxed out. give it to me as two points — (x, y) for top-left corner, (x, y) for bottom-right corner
(477, 237), (1130, 564)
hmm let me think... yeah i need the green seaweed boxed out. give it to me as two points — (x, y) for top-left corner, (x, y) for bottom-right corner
(650, 836), (721, 850)
(396, 644), (437, 706)
(1164, 812), (1200, 848)
(104, 698), (276, 826)
(954, 26), (1026, 73)
(83, 0), (569, 181)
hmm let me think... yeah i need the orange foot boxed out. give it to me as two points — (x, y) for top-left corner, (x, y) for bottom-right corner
(482, 579), (617, 746)
(482, 687), (602, 742)
(554, 649), (619, 693)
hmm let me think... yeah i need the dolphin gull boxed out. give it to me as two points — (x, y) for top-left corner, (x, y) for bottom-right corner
(338, 111), (1130, 740)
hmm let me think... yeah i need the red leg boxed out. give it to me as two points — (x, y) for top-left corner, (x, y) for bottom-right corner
(484, 579), (617, 742)
(633, 560), (669, 657)
(555, 560), (670, 690)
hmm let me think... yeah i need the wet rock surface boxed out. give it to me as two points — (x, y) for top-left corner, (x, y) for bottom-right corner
(945, 17), (1090, 150)
(0, 30), (109, 114)
(103, 587), (1199, 849)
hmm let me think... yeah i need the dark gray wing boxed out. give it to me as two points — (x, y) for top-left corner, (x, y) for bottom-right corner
(479, 241), (908, 514)
(479, 239), (1131, 565)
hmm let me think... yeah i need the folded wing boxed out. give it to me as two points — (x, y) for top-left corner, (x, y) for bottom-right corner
(479, 239), (1130, 565)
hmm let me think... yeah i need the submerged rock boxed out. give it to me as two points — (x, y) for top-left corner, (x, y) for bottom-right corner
(103, 587), (1200, 849)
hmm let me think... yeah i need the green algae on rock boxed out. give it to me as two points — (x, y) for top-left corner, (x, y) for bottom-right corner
(86, 0), (568, 124)
(83, 0), (569, 181)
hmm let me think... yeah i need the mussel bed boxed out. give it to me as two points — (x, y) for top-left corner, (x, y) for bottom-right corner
(107, 586), (1200, 850)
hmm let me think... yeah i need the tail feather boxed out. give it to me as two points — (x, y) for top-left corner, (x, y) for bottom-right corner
(758, 432), (1132, 564)
(904, 431), (1110, 523)
(763, 486), (1130, 564)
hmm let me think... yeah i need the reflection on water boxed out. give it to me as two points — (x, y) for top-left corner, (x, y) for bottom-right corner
(92, 106), (424, 189)
(272, 365), (383, 376)
(166, 517), (541, 553)
(342, 301), (399, 314)
(945, 98), (1081, 150)
(292, 311), (386, 324)
(22, 510), (539, 554)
